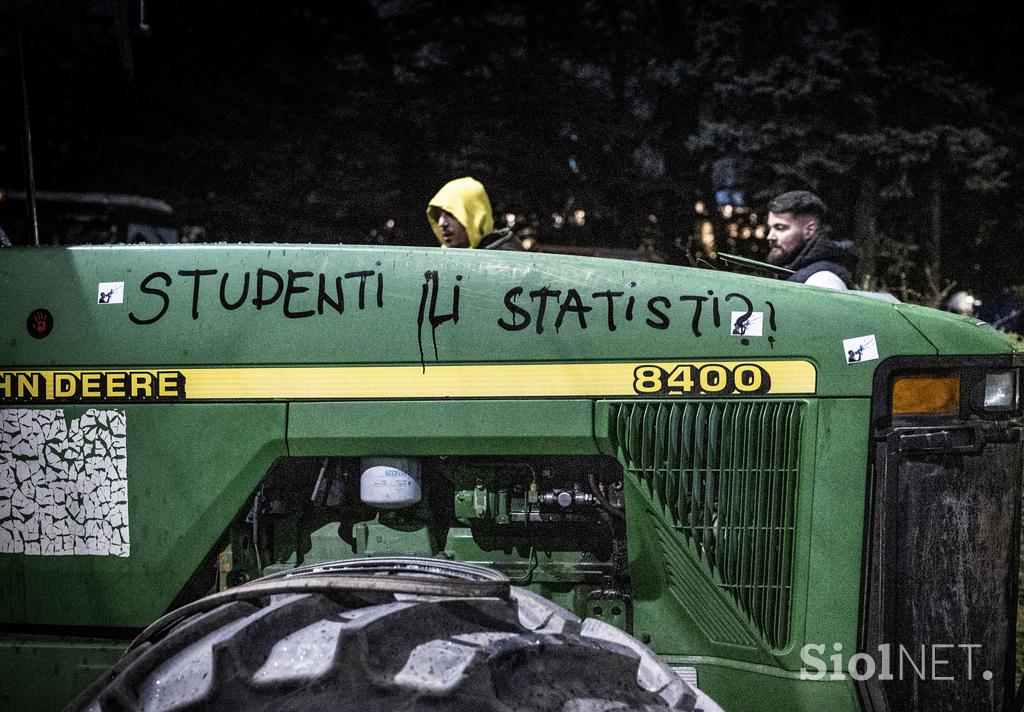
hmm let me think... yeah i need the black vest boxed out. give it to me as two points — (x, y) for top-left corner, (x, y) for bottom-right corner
(784, 231), (856, 287)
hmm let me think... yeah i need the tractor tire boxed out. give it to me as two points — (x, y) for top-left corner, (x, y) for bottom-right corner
(70, 558), (723, 712)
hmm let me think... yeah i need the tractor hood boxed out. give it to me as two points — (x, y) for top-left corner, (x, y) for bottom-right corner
(0, 245), (1013, 401)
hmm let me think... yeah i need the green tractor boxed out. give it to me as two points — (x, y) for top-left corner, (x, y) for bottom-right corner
(0, 244), (1020, 711)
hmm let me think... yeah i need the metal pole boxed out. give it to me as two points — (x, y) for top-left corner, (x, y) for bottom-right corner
(16, 28), (40, 246)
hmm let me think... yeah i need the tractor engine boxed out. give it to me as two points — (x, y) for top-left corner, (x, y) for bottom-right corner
(220, 455), (632, 625)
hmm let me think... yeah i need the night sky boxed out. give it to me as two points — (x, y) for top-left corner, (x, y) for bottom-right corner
(2, 1), (1022, 297)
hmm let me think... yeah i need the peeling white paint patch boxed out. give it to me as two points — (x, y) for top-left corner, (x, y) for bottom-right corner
(0, 409), (128, 556)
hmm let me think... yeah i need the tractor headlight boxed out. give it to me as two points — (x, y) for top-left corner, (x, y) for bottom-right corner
(880, 357), (1023, 424)
(982, 371), (1018, 412)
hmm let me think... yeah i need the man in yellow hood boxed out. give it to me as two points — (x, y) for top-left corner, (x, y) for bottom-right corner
(426, 177), (522, 250)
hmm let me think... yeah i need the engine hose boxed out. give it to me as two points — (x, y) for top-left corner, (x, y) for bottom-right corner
(597, 509), (629, 578)
(508, 545), (537, 584)
(251, 489), (263, 574)
(588, 471), (625, 519)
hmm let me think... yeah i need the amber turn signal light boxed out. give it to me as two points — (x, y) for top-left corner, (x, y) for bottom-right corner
(891, 374), (960, 416)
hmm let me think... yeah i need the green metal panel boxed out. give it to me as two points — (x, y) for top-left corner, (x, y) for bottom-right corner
(600, 397), (871, 678)
(353, 516), (437, 555)
(895, 303), (1014, 354)
(662, 655), (860, 712)
(0, 403), (285, 627)
(603, 399), (817, 667)
(0, 634), (128, 712)
(800, 399), (872, 671)
(287, 399), (599, 455)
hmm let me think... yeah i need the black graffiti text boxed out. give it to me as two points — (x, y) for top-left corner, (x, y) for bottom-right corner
(496, 284), (777, 340)
(128, 267), (385, 325)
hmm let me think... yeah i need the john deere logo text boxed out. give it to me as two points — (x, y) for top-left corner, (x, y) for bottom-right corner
(0, 370), (186, 403)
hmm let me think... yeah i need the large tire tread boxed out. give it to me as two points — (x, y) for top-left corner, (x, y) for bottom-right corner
(71, 559), (720, 712)
(73, 592), (706, 712)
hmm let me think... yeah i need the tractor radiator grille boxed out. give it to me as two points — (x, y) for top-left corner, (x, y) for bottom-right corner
(610, 401), (803, 650)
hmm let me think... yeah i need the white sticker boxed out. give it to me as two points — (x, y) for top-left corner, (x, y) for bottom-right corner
(730, 311), (763, 337)
(0, 409), (129, 556)
(97, 282), (124, 304)
(843, 335), (879, 364)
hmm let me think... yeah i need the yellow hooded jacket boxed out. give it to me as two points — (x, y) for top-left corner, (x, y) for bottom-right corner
(426, 177), (494, 249)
